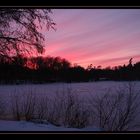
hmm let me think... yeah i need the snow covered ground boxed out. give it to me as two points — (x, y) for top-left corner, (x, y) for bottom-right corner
(0, 81), (140, 99)
(0, 81), (140, 131)
(0, 120), (101, 131)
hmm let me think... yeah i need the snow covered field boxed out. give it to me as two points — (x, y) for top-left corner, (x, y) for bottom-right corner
(1, 81), (140, 100)
(0, 81), (140, 131)
(0, 120), (101, 131)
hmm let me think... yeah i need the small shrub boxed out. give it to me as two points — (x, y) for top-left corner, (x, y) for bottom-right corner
(90, 82), (140, 131)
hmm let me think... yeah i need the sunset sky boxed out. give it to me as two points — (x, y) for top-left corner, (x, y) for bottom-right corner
(44, 9), (140, 68)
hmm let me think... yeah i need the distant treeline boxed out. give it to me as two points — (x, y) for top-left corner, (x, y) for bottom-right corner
(0, 55), (140, 84)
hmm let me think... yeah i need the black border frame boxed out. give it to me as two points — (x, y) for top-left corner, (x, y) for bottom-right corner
(0, 0), (140, 137)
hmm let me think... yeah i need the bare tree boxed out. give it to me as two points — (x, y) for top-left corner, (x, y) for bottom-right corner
(47, 90), (66, 126)
(11, 90), (37, 121)
(21, 92), (36, 121)
(11, 93), (23, 121)
(89, 82), (140, 131)
(46, 87), (90, 128)
(0, 95), (5, 118)
(0, 9), (55, 58)
(63, 88), (90, 128)
(34, 95), (49, 123)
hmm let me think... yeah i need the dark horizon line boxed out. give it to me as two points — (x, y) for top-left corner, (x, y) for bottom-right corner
(2, 55), (138, 70)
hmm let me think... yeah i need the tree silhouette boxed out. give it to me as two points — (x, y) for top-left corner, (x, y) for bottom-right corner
(0, 55), (140, 84)
(128, 58), (133, 67)
(0, 9), (55, 58)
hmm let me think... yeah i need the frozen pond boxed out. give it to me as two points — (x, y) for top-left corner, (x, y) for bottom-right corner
(0, 81), (140, 97)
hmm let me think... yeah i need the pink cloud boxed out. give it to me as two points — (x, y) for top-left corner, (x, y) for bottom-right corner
(43, 9), (140, 68)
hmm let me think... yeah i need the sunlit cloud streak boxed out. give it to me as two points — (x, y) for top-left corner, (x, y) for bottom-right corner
(44, 9), (140, 68)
